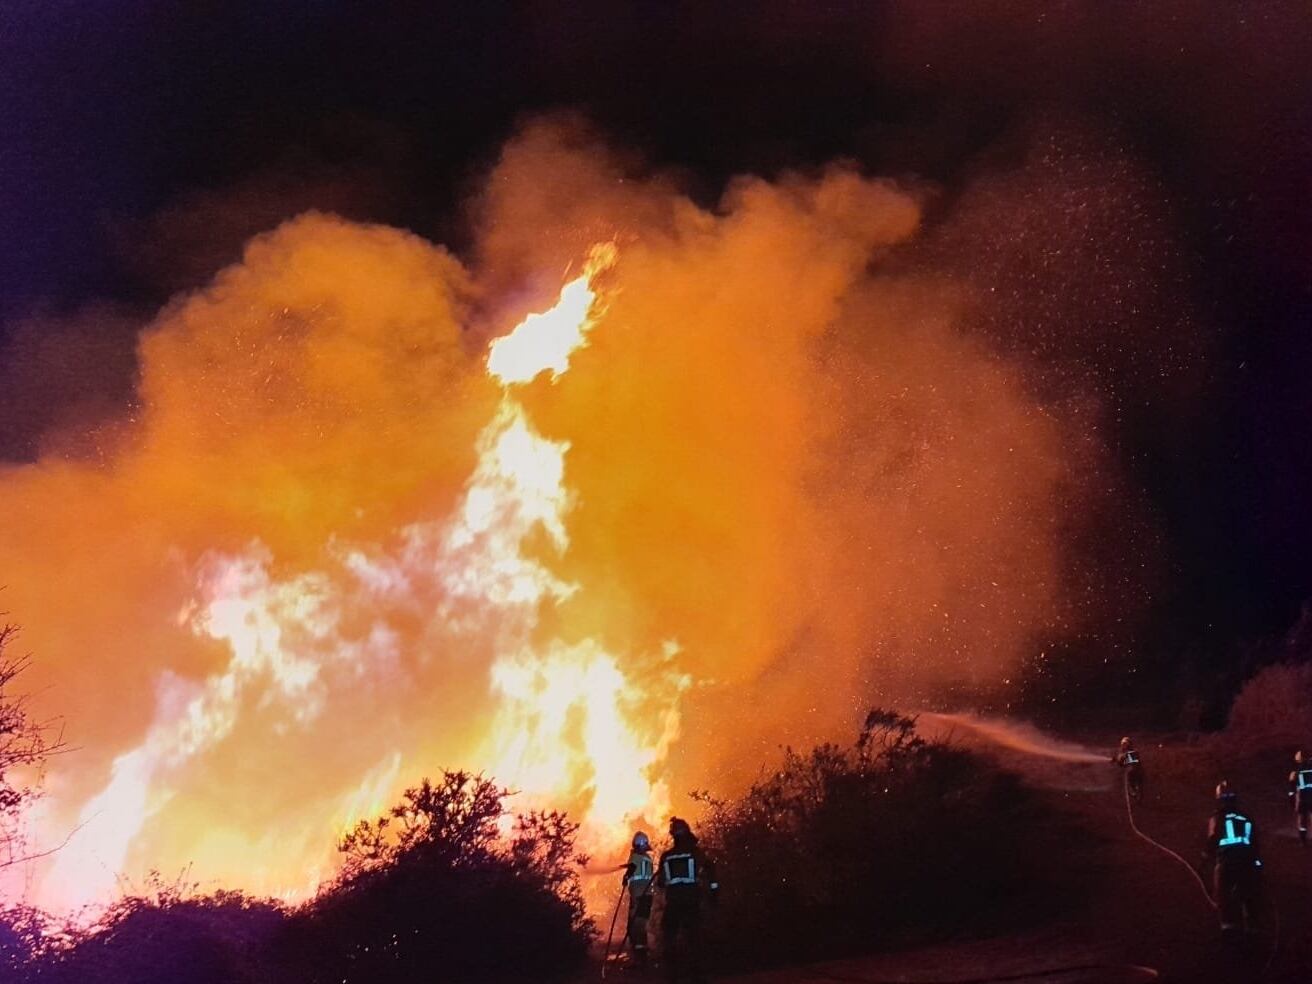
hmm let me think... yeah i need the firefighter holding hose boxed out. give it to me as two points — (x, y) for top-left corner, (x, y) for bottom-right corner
(1205, 781), (1263, 937)
(1113, 736), (1145, 802)
(623, 831), (656, 964)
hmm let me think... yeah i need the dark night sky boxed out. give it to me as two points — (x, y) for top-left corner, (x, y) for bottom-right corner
(2, 1), (1310, 702)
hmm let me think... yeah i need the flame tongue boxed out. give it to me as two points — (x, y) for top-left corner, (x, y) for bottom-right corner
(487, 243), (617, 385)
(476, 240), (682, 841)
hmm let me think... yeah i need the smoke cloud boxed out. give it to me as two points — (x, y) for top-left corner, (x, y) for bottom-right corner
(1, 116), (1172, 909)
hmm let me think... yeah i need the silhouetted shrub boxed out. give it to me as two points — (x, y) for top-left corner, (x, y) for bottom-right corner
(21, 886), (284, 984)
(277, 770), (593, 983)
(692, 709), (1073, 972)
(0, 905), (62, 975)
(11, 772), (591, 983)
(1225, 661), (1312, 753)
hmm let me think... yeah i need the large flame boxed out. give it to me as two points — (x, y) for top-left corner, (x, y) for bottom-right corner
(0, 119), (1141, 916)
(38, 239), (678, 911)
(476, 243), (686, 839)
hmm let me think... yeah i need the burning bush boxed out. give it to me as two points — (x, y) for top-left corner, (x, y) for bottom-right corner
(277, 770), (593, 983)
(691, 709), (1075, 972)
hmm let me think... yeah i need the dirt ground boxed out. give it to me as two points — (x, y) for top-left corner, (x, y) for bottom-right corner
(593, 721), (1311, 983)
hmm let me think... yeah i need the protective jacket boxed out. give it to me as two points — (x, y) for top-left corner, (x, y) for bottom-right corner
(656, 835), (718, 902)
(1205, 806), (1262, 932)
(1114, 747), (1141, 768)
(1288, 766), (1312, 809)
(625, 848), (655, 889)
(1207, 807), (1260, 859)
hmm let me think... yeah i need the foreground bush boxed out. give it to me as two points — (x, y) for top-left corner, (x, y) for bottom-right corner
(17, 887), (284, 984)
(692, 709), (1077, 972)
(278, 770), (593, 983)
(12, 771), (591, 983)
(0, 905), (63, 976)
(8, 730), (1068, 980)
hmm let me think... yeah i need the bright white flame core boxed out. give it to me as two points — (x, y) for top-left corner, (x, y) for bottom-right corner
(487, 242), (617, 385)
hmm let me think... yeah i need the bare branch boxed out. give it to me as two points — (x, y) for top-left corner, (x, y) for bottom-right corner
(0, 616), (71, 896)
(0, 818), (89, 869)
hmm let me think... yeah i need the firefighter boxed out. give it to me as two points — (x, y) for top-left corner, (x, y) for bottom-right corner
(1205, 782), (1263, 936)
(623, 831), (656, 964)
(1288, 750), (1312, 845)
(1113, 736), (1145, 802)
(655, 817), (719, 983)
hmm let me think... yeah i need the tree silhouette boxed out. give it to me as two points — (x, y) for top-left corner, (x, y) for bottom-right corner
(0, 619), (65, 876)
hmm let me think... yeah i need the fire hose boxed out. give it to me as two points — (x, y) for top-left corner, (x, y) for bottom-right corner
(788, 783), (1168, 984)
(599, 881), (628, 980)
(1120, 771), (1215, 909)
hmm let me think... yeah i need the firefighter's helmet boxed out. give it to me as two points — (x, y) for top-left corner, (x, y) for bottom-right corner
(1297, 750), (1305, 765)
(1120, 736), (1132, 749)
(632, 831), (651, 852)
(1216, 780), (1237, 804)
(669, 816), (692, 839)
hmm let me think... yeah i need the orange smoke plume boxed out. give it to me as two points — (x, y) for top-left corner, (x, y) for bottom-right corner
(0, 118), (1120, 912)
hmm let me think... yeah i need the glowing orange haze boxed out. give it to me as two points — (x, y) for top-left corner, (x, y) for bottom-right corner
(0, 119), (1105, 912)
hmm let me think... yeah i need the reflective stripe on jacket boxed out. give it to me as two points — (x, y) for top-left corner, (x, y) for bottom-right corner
(1218, 812), (1253, 849)
(661, 851), (697, 885)
(628, 852), (654, 883)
